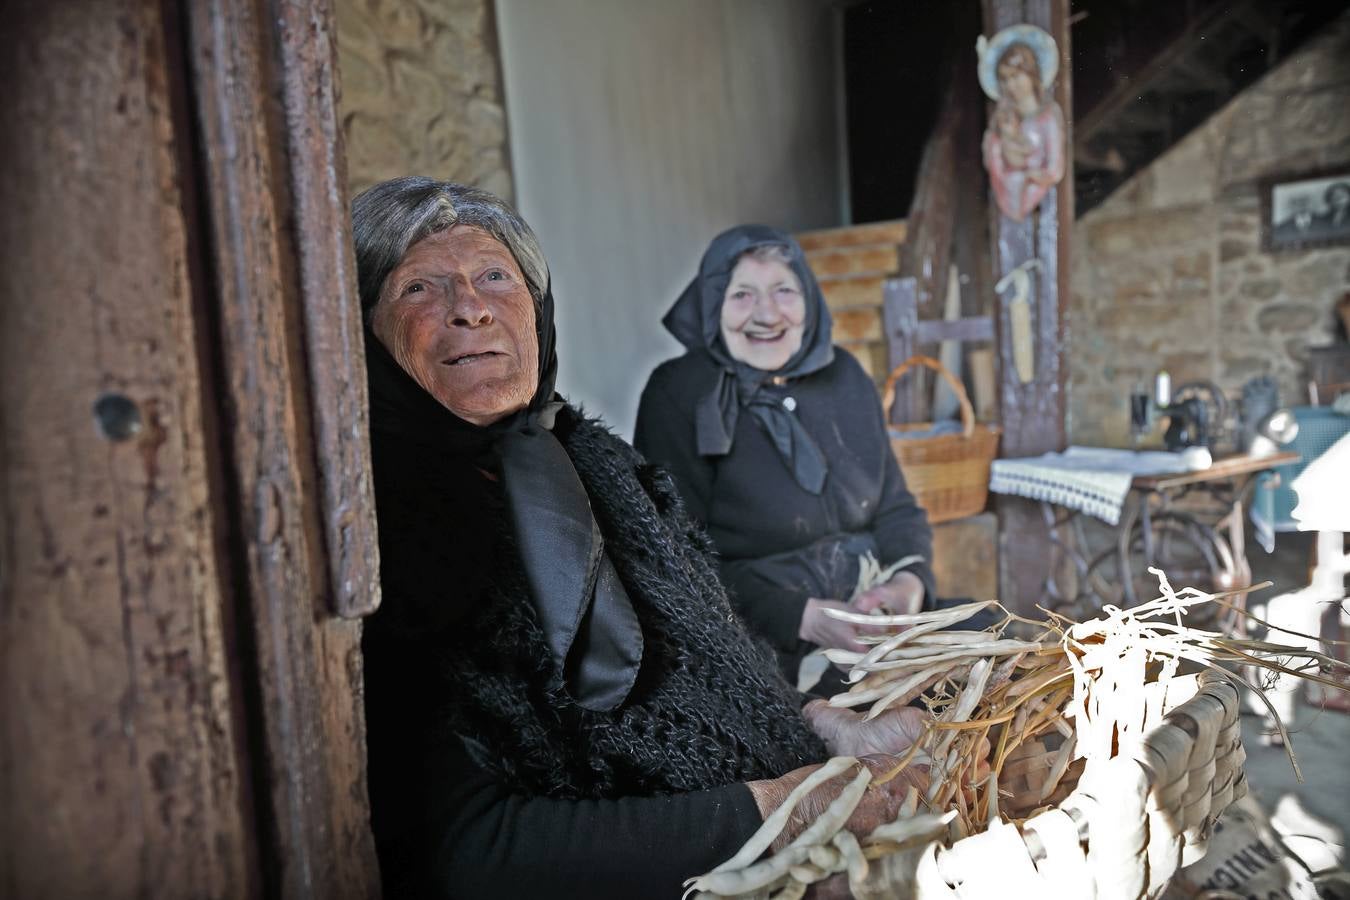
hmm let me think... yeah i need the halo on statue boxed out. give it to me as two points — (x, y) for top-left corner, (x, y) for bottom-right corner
(976, 24), (1059, 101)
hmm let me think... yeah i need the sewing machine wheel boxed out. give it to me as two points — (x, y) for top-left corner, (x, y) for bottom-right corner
(1170, 381), (1230, 450)
(1121, 512), (1245, 632)
(1080, 510), (1247, 633)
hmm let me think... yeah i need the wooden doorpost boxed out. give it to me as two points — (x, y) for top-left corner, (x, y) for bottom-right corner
(180, 0), (383, 892)
(982, 0), (1074, 615)
(1, 0), (382, 895)
(0, 2), (259, 895)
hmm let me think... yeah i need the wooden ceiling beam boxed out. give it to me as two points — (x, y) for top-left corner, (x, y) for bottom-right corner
(1112, 100), (1174, 133)
(1170, 53), (1232, 93)
(1075, 0), (1238, 143)
(1229, 5), (1282, 51)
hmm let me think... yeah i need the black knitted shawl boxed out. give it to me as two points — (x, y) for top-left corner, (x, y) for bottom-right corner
(364, 404), (825, 799)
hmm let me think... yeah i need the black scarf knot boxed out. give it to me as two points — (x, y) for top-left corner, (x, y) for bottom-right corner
(694, 369), (829, 494)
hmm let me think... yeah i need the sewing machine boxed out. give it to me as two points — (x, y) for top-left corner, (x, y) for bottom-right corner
(1161, 396), (1210, 451)
(1130, 373), (1224, 452)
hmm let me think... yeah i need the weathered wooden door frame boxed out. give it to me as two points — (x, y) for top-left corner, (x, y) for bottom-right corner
(982, 0), (1074, 614)
(2, 0), (382, 894)
(179, 0), (382, 893)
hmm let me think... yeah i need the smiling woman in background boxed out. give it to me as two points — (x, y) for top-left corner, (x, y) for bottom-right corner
(635, 225), (939, 692)
(354, 180), (931, 899)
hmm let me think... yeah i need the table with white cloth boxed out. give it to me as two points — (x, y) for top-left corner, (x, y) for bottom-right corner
(989, 446), (1299, 627)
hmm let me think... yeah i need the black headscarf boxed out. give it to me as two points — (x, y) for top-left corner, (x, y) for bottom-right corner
(365, 270), (644, 713)
(662, 225), (835, 494)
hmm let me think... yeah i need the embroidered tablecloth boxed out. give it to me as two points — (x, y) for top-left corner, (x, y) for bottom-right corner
(988, 446), (1211, 525)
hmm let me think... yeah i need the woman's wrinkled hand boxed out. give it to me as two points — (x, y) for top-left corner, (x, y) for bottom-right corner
(799, 598), (888, 652)
(853, 571), (925, 617)
(802, 700), (928, 759)
(745, 756), (926, 854)
(803, 701), (991, 788)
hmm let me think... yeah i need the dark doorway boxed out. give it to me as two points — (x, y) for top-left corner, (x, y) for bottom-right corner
(842, 0), (984, 223)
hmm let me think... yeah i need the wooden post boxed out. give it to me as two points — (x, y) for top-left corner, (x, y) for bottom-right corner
(0, 1), (258, 894)
(1, 0), (382, 895)
(891, 69), (968, 424)
(181, 0), (381, 892)
(982, 0), (1074, 615)
(886, 47), (992, 428)
(951, 57), (999, 420)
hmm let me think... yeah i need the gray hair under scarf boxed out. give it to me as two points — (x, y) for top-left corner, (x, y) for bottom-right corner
(351, 176), (549, 314)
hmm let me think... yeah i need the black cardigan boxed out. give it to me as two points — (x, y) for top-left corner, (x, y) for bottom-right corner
(635, 349), (936, 667)
(363, 407), (824, 899)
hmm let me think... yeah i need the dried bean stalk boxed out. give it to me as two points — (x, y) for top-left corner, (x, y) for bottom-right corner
(686, 571), (1348, 897)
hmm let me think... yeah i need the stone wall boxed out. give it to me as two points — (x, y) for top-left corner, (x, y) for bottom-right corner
(335, 0), (513, 200)
(1068, 14), (1350, 446)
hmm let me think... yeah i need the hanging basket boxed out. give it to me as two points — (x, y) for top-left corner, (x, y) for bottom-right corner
(881, 355), (1001, 524)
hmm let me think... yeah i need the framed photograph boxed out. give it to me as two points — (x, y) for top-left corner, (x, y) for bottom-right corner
(1261, 166), (1350, 252)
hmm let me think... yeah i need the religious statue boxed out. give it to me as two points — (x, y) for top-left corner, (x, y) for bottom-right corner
(978, 25), (1066, 222)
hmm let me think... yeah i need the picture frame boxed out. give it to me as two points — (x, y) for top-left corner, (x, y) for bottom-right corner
(1260, 166), (1350, 253)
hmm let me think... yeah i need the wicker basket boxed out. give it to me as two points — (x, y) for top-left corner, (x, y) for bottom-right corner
(881, 356), (1001, 524)
(907, 671), (1247, 899)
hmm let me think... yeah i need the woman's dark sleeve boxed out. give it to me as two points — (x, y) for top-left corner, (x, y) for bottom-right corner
(388, 735), (762, 900)
(873, 448), (938, 605)
(865, 378), (938, 607)
(718, 558), (811, 654)
(634, 374), (715, 524)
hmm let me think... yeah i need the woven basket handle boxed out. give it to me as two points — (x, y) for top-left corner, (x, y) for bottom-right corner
(881, 355), (976, 439)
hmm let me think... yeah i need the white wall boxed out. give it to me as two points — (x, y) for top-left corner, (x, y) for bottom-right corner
(495, 0), (843, 436)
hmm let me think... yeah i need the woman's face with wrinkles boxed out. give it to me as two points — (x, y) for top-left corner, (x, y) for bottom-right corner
(372, 225), (539, 425)
(719, 255), (806, 372)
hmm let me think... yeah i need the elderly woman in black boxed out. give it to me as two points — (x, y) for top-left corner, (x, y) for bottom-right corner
(355, 178), (931, 899)
(635, 226), (938, 687)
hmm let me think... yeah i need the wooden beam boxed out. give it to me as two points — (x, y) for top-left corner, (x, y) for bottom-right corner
(916, 317), (996, 345)
(1074, 0), (1233, 143)
(950, 57), (1000, 421)
(883, 277), (920, 378)
(1115, 100), (1173, 133)
(1074, 142), (1128, 173)
(182, 0), (380, 894)
(983, 0), (1074, 616)
(882, 30), (997, 437)
(272, 0), (382, 621)
(1230, 4), (1281, 51)
(0, 1), (258, 894)
(1170, 53), (1232, 93)
(891, 68), (971, 423)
